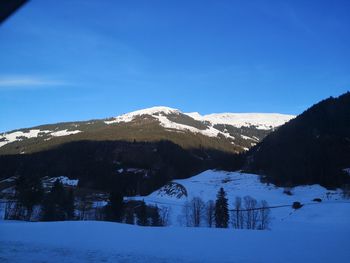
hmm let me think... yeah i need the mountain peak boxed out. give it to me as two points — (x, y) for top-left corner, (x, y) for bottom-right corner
(128, 106), (181, 115)
(105, 106), (181, 125)
(107, 106), (295, 129)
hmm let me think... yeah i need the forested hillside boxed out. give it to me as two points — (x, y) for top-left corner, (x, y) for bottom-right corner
(246, 92), (350, 187)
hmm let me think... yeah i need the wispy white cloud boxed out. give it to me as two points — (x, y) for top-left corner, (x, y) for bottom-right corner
(0, 75), (67, 89)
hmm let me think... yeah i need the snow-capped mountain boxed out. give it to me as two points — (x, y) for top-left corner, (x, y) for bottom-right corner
(0, 106), (294, 155)
(0, 106), (294, 196)
(103, 106), (294, 149)
(106, 106), (294, 132)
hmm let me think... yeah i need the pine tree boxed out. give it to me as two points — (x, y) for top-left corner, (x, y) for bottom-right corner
(104, 191), (124, 222)
(215, 187), (229, 228)
(15, 175), (44, 220)
(136, 201), (148, 226)
(124, 207), (135, 224)
(41, 180), (75, 221)
(150, 206), (161, 226)
(64, 188), (75, 220)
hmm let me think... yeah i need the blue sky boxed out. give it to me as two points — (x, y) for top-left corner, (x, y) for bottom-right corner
(0, 0), (349, 132)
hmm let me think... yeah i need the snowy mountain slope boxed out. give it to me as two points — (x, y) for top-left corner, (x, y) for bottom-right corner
(186, 112), (295, 130)
(106, 106), (295, 136)
(105, 106), (226, 139)
(105, 106), (181, 124)
(129, 170), (344, 227)
(0, 129), (81, 148)
(0, 106), (294, 155)
(106, 106), (294, 130)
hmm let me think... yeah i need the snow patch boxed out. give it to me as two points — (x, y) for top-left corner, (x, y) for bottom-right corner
(241, 135), (255, 141)
(187, 112), (295, 130)
(0, 129), (81, 148)
(47, 176), (79, 186)
(0, 129), (51, 147)
(50, 130), (81, 137)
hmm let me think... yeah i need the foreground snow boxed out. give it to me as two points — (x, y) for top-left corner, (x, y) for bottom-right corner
(1, 170), (349, 262)
(1, 216), (349, 263)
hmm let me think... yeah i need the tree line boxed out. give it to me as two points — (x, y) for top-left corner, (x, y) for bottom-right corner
(5, 174), (169, 226)
(180, 187), (271, 230)
(5, 175), (270, 230)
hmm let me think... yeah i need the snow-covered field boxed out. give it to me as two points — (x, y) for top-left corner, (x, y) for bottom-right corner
(1, 212), (349, 263)
(129, 170), (345, 227)
(1, 170), (349, 262)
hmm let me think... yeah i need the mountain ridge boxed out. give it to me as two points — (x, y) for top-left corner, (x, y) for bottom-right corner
(0, 106), (294, 155)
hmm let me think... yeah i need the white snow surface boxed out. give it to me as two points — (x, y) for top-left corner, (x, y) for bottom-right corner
(130, 170), (344, 227)
(105, 106), (181, 124)
(187, 112), (295, 130)
(1, 208), (349, 263)
(1, 170), (349, 262)
(0, 129), (50, 147)
(50, 129), (81, 137)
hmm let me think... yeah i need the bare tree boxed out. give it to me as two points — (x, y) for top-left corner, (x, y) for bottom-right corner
(181, 197), (205, 227)
(76, 197), (92, 220)
(181, 200), (191, 227)
(232, 196), (243, 229)
(159, 206), (171, 226)
(243, 196), (258, 229)
(342, 184), (350, 199)
(190, 197), (205, 227)
(205, 200), (215, 227)
(251, 201), (259, 230)
(258, 200), (270, 230)
(4, 201), (21, 220)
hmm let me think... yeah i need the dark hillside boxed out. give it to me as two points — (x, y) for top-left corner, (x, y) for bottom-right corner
(0, 140), (242, 196)
(246, 92), (350, 187)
